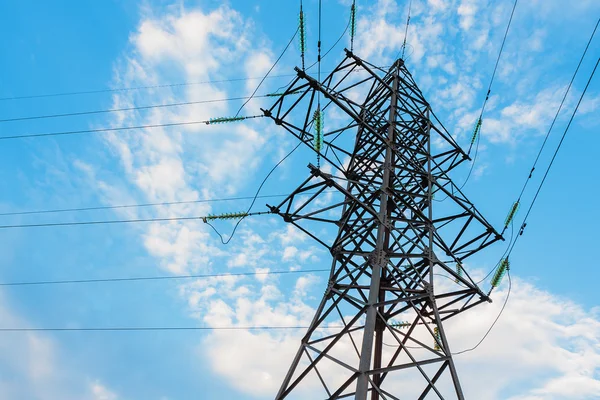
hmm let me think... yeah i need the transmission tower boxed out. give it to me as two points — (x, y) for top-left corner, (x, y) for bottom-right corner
(262, 50), (502, 399)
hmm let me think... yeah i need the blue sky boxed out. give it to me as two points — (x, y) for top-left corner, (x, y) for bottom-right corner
(0, 0), (599, 399)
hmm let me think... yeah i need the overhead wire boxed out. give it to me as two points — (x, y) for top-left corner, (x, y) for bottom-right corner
(234, 27), (299, 118)
(453, 271), (511, 355)
(0, 268), (329, 287)
(0, 94), (276, 123)
(0, 193), (290, 217)
(0, 15), (357, 232)
(0, 73), (319, 102)
(204, 141), (304, 245)
(0, 211), (272, 230)
(433, 0), (519, 202)
(467, 0), (518, 155)
(0, 114), (265, 141)
(0, 325), (344, 333)
(499, 17), (599, 237)
(503, 57), (599, 260)
(462, 48), (600, 356)
(401, 0), (412, 59)
(1, 15), (355, 128)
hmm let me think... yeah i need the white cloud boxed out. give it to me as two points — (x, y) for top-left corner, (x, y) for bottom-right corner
(91, 382), (118, 400)
(457, 0), (479, 31)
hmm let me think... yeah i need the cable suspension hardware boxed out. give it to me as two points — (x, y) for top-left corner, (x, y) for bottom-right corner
(0, 115), (265, 141)
(490, 258), (509, 290)
(433, 327), (441, 350)
(455, 262), (464, 283)
(471, 117), (482, 145)
(299, 2), (307, 71)
(401, 0), (412, 59)
(207, 116), (248, 125)
(0, 211), (272, 230)
(504, 201), (520, 228)
(202, 211), (250, 222)
(313, 107), (324, 167)
(390, 320), (411, 329)
(350, 1), (357, 52)
(266, 89), (301, 97)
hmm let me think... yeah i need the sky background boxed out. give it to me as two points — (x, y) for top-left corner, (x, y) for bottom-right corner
(0, 0), (599, 399)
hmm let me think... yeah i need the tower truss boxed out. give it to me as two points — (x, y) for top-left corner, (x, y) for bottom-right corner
(262, 50), (502, 400)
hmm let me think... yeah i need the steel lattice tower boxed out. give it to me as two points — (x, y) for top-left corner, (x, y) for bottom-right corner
(262, 50), (502, 400)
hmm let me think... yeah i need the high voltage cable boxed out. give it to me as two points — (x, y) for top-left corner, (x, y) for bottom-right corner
(0, 268), (329, 287)
(0, 193), (294, 217)
(0, 67), (348, 103)
(234, 28), (299, 118)
(504, 57), (599, 260)
(0, 74), (303, 102)
(466, 56), (600, 355)
(456, 0), (519, 194)
(500, 17), (599, 237)
(467, 0), (519, 155)
(435, 0), (519, 202)
(0, 326), (344, 333)
(0, 95), (274, 123)
(205, 141), (304, 245)
(453, 271), (511, 355)
(401, 0), (412, 59)
(0, 190), (339, 218)
(0, 211), (272, 230)
(0, 115), (265, 141)
(0, 63), (372, 126)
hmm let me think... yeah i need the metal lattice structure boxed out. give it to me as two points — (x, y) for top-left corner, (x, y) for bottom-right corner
(262, 50), (502, 400)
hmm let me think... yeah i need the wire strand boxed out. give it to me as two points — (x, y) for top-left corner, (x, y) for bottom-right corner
(0, 95), (273, 123)
(0, 268), (329, 287)
(234, 28), (299, 118)
(401, 0), (412, 59)
(500, 17), (599, 237)
(467, 0), (518, 155)
(0, 194), (290, 217)
(0, 115), (264, 141)
(0, 211), (271, 230)
(0, 75), (304, 102)
(205, 141), (303, 245)
(0, 325), (343, 333)
(505, 57), (599, 259)
(453, 271), (511, 355)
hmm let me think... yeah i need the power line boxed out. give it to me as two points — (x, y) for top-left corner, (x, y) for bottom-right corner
(505, 57), (599, 259)
(467, 0), (518, 155)
(456, 31), (599, 357)
(235, 28), (299, 118)
(401, 0), (412, 59)
(500, 17), (599, 237)
(0, 268), (329, 287)
(0, 66), (356, 103)
(0, 114), (265, 141)
(467, 56), (599, 355)
(0, 62), (374, 127)
(435, 0), (519, 201)
(0, 95), (270, 123)
(0, 325), (343, 333)
(205, 141), (304, 245)
(453, 271), (511, 355)
(0, 193), (293, 217)
(0, 211), (272, 230)
(0, 74), (300, 102)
